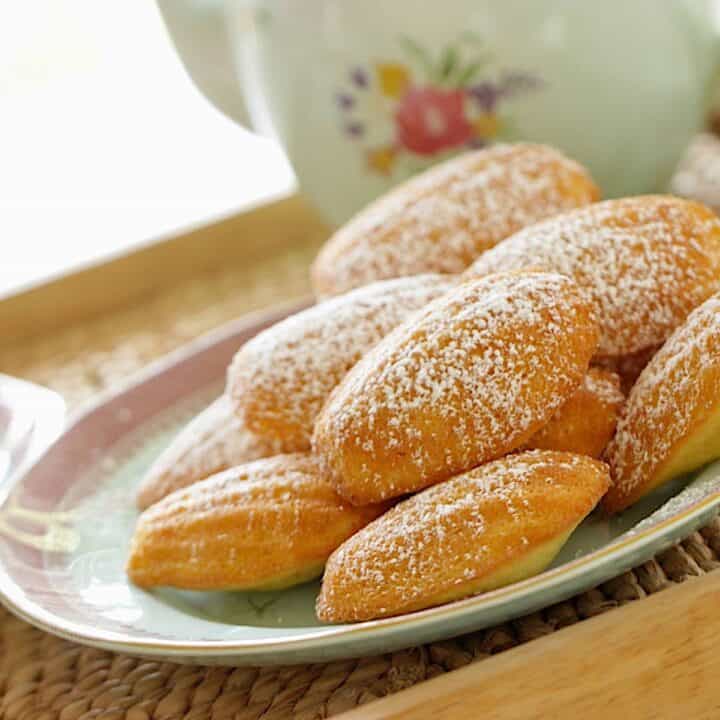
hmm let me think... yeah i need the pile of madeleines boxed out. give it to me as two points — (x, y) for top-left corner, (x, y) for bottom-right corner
(127, 143), (720, 623)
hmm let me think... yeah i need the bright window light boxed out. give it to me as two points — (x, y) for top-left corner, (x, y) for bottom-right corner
(0, 0), (294, 297)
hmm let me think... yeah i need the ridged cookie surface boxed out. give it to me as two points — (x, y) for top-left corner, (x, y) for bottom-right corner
(604, 292), (720, 513)
(312, 144), (598, 297)
(313, 272), (599, 505)
(135, 395), (285, 510)
(465, 196), (720, 357)
(317, 451), (610, 622)
(524, 368), (624, 458)
(127, 453), (389, 591)
(228, 274), (455, 448)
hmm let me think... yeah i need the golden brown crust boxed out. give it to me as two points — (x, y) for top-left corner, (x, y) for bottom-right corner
(603, 293), (720, 513)
(311, 143), (599, 297)
(464, 196), (720, 357)
(316, 451), (610, 622)
(524, 368), (624, 458)
(593, 346), (660, 395)
(127, 453), (389, 590)
(227, 274), (455, 449)
(135, 395), (288, 510)
(313, 272), (599, 505)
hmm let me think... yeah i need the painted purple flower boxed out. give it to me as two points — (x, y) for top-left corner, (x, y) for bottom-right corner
(345, 121), (364, 138)
(468, 82), (499, 112)
(336, 92), (355, 110)
(350, 67), (369, 89)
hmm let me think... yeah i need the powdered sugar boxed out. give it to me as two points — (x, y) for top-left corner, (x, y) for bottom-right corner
(522, 367), (624, 458)
(606, 292), (720, 502)
(466, 196), (720, 357)
(317, 451), (609, 620)
(129, 453), (387, 590)
(670, 133), (720, 213)
(155, 454), (338, 519)
(582, 367), (625, 406)
(136, 395), (285, 509)
(312, 144), (598, 297)
(314, 272), (599, 501)
(228, 274), (455, 446)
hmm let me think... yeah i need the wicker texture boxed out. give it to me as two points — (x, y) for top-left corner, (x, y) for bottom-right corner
(3, 135), (720, 717)
(1, 525), (720, 720)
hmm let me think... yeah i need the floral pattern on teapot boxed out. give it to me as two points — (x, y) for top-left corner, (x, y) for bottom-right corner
(336, 33), (544, 177)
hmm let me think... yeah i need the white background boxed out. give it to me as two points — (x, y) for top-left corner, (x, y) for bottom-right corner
(0, 1), (294, 297)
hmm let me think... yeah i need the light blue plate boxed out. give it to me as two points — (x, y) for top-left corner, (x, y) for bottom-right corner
(0, 306), (718, 665)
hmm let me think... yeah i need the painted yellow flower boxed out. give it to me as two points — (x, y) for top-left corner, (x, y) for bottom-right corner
(366, 146), (398, 175)
(473, 112), (500, 139)
(376, 63), (411, 98)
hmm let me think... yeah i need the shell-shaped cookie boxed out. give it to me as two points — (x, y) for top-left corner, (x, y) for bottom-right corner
(524, 367), (624, 458)
(464, 195), (720, 357)
(135, 395), (286, 510)
(311, 143), (599, 297)
(228, 274), (455, 449)
(313, 272), (599, 505)
(604, 293), (720, 513)
(127, 453), (389, 591)
(317, 451), (610, 622)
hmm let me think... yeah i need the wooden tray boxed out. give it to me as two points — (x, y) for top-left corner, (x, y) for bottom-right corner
(1, 191), (719, 719)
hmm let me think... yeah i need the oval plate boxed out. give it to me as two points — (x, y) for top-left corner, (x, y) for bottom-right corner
(1, 301), (719, 666)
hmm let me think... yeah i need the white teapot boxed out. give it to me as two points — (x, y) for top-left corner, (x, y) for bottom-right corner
(159, 0), (720, 225)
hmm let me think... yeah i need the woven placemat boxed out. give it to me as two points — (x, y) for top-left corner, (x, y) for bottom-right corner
(3, 135), (720, 719)
(1, 532), (719, 720)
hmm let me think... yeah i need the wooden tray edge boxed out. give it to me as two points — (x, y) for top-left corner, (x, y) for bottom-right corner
(0, 194), (329, 344)
(340, 570), (720, 719)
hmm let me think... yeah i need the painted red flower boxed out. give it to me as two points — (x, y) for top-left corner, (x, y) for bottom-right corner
(394, 86), (473, 155)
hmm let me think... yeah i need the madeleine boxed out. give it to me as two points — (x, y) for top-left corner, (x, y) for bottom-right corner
(128, 454), (389, 591)
(524, 367), (624, 458)
(317, 451), (610, 622)
(604, 292), (720, 513)
(313, 272), (599, 505)
(312, 143), (598, 297)
(135, 395), (286, 510)
(228, 274), (454, 449)
(465, 195), (720, 357)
